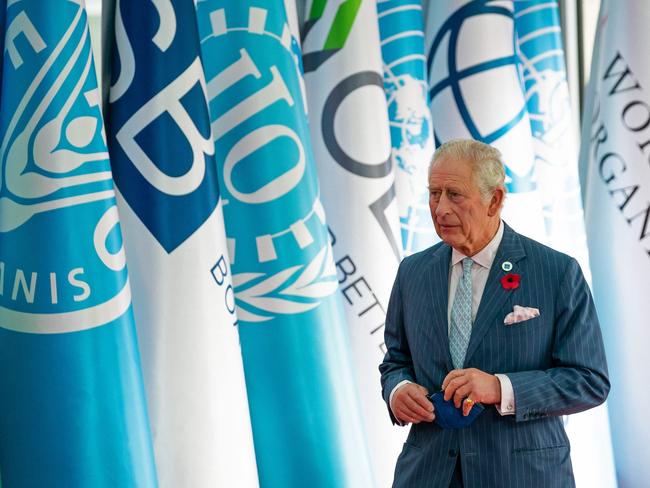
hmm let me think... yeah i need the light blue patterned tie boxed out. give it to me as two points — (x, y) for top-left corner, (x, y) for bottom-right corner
(450, 258), (473, 369)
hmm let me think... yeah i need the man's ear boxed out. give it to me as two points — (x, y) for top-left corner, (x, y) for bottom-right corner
(487, 188), (505, 216)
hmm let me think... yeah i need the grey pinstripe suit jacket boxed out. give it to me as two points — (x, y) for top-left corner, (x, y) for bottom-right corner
(379, 223), (609, 488)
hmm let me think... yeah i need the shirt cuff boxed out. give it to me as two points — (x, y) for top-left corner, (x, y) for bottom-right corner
(389, 380), (412, 424)
(494, 374), (515, 415)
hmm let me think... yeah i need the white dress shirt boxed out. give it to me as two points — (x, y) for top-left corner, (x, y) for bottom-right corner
(390, 220), (515, 418)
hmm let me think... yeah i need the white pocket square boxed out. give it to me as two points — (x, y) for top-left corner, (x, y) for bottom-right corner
(504, 305), (540, 325)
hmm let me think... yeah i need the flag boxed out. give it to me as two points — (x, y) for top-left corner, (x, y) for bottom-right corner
(581, 0), (650, 484)
(378, 0), (436, 256)
(301, 1), (406, 485)
(196, 1), (374, 486)
(425, 0), (546, 242)
(514, 3), (616, 486)
(106, 1), (258, 486)
(0, 1), (156, 486)
(514, 0), (590, 275)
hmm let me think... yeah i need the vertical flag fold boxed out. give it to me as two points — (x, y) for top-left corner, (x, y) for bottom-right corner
(581, 0), (650, 484)
(196, 1), (374, 487)
(301, 0), (405, 485)
(105, 1), (258, 486)
(378, 0), (436, 256)
(0, 1), (157, 486)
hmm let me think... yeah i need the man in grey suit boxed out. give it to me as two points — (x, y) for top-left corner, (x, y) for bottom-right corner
(379, 139), (609, 487)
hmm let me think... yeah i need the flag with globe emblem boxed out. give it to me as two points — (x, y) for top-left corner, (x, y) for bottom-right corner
(581, 0), (650, 484)
(301, 1), (405, 485)
(195, 1), (373, 487)
(378, 0), (436, 256)
(514, 3), (617, 487)
(425, 0), (546, 242)
(0, 1), (157, 486)
(105, 1), (258, 487)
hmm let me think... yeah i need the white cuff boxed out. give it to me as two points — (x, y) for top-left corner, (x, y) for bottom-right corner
(494, 374), (515, 415)
(389, 380), (412, 423)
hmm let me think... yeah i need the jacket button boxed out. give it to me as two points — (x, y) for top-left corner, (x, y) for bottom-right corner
(448, 449), (457, 457)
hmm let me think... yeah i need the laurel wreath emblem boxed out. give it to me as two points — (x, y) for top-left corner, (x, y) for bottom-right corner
(232, 244), (339, 322)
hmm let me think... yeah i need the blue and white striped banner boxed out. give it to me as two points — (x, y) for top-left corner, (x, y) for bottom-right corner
(106, 1), (258, 486)
(196, 1), (373, 486)
(0, 1), (156, 485)
(514, 1), (590, 275)
(378, 0), (436, 256)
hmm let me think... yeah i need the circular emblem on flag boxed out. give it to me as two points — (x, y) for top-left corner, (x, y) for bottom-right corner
(427, 0), (536, 194)
(0, 2), (130, 334)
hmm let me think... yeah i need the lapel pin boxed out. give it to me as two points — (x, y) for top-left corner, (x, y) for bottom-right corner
(501, 261), (513, 272)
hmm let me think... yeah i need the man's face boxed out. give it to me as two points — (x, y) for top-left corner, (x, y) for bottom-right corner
(428, 157), (502, 255)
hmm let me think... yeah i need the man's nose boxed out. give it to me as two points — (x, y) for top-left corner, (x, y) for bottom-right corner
(435, 194), (451, 216)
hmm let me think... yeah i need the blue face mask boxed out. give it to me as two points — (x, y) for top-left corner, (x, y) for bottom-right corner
(427, 392), (485, 429)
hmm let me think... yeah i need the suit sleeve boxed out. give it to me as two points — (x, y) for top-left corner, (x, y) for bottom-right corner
(507, 257), (610, 422)
(379, 261), (416, 424)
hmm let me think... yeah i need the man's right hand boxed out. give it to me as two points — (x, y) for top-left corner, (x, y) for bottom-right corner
(391, 383), (435, 424)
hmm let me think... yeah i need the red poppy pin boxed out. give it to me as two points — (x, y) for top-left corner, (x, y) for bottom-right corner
(500, 273), (520, 290)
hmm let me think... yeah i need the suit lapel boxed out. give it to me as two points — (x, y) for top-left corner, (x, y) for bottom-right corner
(463, 224), (526, 367)
(427, 244), (454, 372)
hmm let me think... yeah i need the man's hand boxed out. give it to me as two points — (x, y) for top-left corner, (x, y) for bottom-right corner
(391, 383), (435, 424)
(442, 368), (501, 416)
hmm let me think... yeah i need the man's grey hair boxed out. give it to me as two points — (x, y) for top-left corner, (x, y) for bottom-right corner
(429, 139), (506, 202)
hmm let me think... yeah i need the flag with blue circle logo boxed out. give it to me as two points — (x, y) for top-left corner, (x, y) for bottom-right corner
(581, 0), (650, 484)
(196, 1), (373, 487)
(106, 1), (258, 486)
(514, 3), (616, 486)
(425, 0), (546, 242)
(301, 1), (405, 485)
(0, 1), (157, 486)
(378, 0), (436, 257)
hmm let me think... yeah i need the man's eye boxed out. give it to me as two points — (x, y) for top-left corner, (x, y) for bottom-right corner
(449, 192), (461, 200)
(430, 190), (441, 199)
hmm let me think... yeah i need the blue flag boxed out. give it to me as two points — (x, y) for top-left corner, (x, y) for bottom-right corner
(196, 1), (373, 486)
(378, 0), (435, 256)
(514, 1), (591, 271)
(0, 2), (157, 486)
(106, 0), (258, 486)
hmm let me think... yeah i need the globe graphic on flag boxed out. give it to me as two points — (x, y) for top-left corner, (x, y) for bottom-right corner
(385, 71), (435, 254)
(380, 1), (435, 254)
(427, 0), (536, 193)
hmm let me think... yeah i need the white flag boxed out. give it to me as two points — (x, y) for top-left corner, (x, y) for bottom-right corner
(425, 0), (546, 242)
(106, 2), (258, 486)
(581, 0), (650, 484)
(302, 0), (405, 485)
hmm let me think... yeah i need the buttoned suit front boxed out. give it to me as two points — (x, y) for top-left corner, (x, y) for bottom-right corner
(379, 223), (609, 488)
